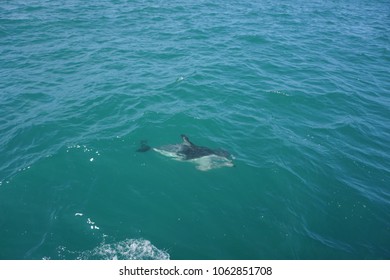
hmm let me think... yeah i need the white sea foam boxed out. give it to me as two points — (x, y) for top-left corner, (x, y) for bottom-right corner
(76, 239), (170, 260)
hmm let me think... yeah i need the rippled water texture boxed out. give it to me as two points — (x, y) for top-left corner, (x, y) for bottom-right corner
(0, 0), (389, 259)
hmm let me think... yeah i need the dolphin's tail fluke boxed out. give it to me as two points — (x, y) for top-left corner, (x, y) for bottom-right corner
(137, 140), (151, 152)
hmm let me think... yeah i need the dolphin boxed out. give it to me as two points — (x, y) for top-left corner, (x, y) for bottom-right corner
(137, 134), (234, 171)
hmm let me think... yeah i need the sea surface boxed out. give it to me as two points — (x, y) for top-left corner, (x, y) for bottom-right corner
(1, 0), (389, 260)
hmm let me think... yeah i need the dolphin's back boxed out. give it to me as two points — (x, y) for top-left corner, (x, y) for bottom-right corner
(181, 145), (215, 160)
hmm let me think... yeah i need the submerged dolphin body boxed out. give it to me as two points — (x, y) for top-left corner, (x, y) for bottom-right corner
(137, 135), (234, 171)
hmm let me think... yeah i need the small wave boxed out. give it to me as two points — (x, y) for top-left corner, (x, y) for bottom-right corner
(79, 239), (170, 260)
(54, 239), (170, 260)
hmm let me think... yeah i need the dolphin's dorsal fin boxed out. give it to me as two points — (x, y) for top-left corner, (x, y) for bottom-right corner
(181, 134), (194, 146)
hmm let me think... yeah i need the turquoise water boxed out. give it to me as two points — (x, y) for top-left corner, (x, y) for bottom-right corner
(1, 0), (389, 259)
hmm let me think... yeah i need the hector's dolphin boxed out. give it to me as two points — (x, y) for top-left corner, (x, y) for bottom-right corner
(137, 134), (234, 171)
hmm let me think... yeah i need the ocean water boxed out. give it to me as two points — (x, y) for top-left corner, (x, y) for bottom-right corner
(0, 0), (389, 260)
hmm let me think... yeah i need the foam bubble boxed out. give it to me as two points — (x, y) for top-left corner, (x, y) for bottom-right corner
(66, 144), (101, 161)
